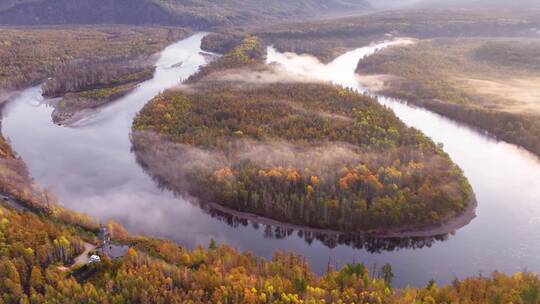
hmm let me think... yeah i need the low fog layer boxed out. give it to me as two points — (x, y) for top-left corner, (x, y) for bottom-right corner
(196, 65), (321, 85)
(370, 0), (420, 9)
(133, 131), (365, 186)
(132, 131), (454, 196)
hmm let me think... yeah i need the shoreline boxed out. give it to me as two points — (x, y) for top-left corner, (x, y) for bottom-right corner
(0, 90), (20, 106)
(201, 193), (477, 239)
(355, 73), (540, 159)
(51, 82), (145, 126)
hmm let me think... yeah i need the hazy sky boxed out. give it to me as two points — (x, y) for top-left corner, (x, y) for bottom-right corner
(372, 0), (540, 9)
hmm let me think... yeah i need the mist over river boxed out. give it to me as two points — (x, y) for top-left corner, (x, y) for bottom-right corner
(3, 34), (540, 287)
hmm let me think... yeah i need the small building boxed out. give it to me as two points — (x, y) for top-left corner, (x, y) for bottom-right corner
(89, 255), (101, 264)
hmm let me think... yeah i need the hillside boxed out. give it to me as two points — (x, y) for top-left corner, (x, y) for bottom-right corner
(2, 201), (540, 303)
(0, 0), (370, 28)
(414, 0), (540, 9)
(372, 0), (540, 10)
(200, 9), (540, 63)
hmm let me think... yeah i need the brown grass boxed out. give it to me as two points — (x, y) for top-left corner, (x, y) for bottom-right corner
(456, 77), (540, 114)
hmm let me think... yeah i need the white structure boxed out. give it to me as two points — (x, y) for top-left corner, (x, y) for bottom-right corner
(89, 255), (101, 263)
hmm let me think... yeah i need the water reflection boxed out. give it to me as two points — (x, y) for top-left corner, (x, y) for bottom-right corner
(204, 206), (447, 252)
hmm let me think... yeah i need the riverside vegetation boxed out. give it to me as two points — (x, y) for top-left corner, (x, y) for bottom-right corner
(356, 38), (540, 157)
(0, 26), (190, 123)
(132, 37), (472, 233)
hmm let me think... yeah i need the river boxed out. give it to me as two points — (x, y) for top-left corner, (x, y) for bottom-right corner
(3, 34), (540, 287)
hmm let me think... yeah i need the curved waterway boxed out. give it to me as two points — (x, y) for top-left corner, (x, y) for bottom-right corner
(3, 34), (540, 287)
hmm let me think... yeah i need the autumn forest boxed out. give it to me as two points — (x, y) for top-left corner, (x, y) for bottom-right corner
(1, 0), (540, 303)
(133, 37), (471, 233)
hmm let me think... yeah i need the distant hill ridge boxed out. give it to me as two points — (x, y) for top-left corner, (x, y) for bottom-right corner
(414, 0), (540, 9)
(0, 0), (370, 28)
(371, 0), (540, 10)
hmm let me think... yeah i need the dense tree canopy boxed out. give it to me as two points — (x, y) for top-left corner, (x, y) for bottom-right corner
(188, 36), (265, 83)
(133, 37), (471, 233)
(1, 203), (539, 304)
(0, 26), (188, 91)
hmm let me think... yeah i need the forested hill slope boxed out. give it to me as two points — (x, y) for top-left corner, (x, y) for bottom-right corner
(0, 0), (370, 28)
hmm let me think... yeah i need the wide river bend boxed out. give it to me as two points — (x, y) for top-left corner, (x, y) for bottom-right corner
(3, 34), (540, 287)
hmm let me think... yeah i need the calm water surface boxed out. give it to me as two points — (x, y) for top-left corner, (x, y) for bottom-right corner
(3, 34), (540, 287)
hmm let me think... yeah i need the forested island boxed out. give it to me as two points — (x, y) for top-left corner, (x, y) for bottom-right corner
(133, 37), (472, 234)
(45, 63), (155, 124)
